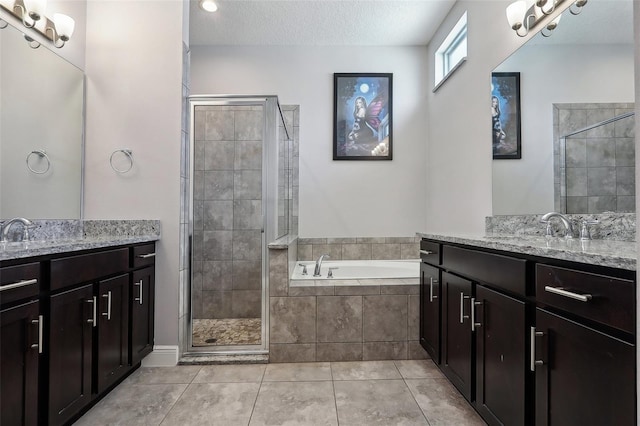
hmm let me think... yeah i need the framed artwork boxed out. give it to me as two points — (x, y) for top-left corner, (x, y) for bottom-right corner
(333, 73), (393, 160)
(491, 72), (521, 159)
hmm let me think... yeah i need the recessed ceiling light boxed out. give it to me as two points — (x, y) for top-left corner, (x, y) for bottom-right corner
(199, 0), (218, 12)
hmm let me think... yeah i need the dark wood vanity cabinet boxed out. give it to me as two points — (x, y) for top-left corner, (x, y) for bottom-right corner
(48, 284), (95, 426)
(534, 264), (636, 426)
(96, 274), (130, 394)
(419, 238), (637, 426)
(474, 284), (527, 425)
(419, 262), (441, 363)
(0, 241), (156, 426)
(534, 308), (635, 426)
(1, 262), (42, 426)
(1, 300), (40, 426)
(131, 265), (155, 366)
(441, 271), (474, 401)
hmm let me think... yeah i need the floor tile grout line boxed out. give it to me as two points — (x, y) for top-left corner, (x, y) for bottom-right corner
(401, 372), (433, 426)
(330, 364), (341, 426)
(247, 369), (264, 426)
(156, 379), (193, 426)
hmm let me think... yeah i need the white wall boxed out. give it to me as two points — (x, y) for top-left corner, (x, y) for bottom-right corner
(493, 44), (634, 215)
(84, 0), (184, 346)
(190, 45), (428, 238)
(424, 0), (573, 234)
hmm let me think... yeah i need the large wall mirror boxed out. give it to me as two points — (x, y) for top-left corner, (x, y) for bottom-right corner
(0, 19), (84, 219)
(492, 0), (635, 215)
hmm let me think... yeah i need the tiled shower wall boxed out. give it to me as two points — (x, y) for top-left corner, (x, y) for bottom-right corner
(191, 105), (264, 320)
(554, 103), (635, 213)
(280, 106), (300, 236)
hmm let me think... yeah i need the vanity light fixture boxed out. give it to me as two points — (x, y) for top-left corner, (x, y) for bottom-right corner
(199, 0), (218, 12)
(0, 0), (75, 48)
(506, 0), (586, 37)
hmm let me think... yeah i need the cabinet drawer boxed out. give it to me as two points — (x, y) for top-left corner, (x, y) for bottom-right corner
(442, 245), (527, 297)
(50, 248), (129, 291)
(420, 240), (441, 265)
(536, 264), (634, 334)
(132, 243), (156, 268)
(0, 262), (40, 305)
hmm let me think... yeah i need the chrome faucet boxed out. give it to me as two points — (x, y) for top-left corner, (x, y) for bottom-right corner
(313, 254), (330, 277)
(540, 212), (575, 239)
(0, 217), (34, 242)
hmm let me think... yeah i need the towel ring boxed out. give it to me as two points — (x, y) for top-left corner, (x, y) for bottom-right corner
(110, 149), (133, 173)
(26, 150), (51, 174)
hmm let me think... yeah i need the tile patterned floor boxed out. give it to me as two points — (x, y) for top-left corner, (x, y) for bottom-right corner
(74, 360), (487, 425)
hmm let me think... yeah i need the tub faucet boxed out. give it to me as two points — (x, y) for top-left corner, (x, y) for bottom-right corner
(540, 212), (575, 239)
(313, 254), (330, 277)
(0, 217), (34, 242)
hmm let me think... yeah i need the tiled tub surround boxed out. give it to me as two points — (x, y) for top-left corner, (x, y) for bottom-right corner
(485, 212), (636, 242)
(416, 232), (636, 271)
(0, 219), (161, 260)
(268, 237), (427, 363)
(553, 103), (635, 213)
(297, 236), (420, 261)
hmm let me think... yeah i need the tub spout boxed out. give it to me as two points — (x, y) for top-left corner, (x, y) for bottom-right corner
(313, 254), (330, 277)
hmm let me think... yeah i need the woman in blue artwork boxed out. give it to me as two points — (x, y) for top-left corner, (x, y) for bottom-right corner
(348, 95), (386, 143)
(492, 95), (506, 147)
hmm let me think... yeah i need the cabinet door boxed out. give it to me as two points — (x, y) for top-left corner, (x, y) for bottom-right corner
(475, 285), (526, 425)
(420, 262), (441, 364)
(1, 300), (40, 426)
(131, 266), (155, 365)
(441, 271), (473, 401)
(97, 274), (130, 394)
(534, 308), (635, 426)
(49, 284), (94, 426)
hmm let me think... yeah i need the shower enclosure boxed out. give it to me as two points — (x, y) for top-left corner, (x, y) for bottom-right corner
(554, 103), (635, 213)
(188, 96), (291, 353)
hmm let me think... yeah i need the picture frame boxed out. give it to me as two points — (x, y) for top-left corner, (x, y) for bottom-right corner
(491, 72), (521, 159)
(333, 73), (393, 160)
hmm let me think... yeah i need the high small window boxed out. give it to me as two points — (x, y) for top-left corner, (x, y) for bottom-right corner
(434, 12), (467, 92)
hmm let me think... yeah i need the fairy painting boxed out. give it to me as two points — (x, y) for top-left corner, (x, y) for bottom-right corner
(333, 73), (393, 160)
(491, 72), (521, 159)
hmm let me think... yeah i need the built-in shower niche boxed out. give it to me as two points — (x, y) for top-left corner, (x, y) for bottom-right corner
(554, 103), (635, 213)
(189, 97), (296, 352)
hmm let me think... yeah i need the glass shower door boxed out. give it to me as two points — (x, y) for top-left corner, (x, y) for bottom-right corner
(190, 100), (266, 350)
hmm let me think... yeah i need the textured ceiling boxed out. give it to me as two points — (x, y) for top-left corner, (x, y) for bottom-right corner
(189, 0), (457, 46)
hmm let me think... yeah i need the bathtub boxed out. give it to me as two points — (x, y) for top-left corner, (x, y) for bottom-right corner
(290, 259), (419, 286)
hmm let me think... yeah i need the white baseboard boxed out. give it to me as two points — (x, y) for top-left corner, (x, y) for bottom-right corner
(141, 345), (179, 367)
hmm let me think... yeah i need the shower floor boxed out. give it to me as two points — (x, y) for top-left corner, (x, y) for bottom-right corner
(192, 318), (261, 347)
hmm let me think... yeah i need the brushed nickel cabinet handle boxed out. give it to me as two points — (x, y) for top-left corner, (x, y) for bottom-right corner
(544, 286), (592, 302)
(102, 291), (112, 320)
(471, 298), (482, 331)
(136, 253), (156, 259)
(86, 297), (97, 327)
(1, 278), (38, 292)
(30, 315), (43, 353)
(530, 327), (545, 371)
(459, 293), (470, 323)
(419, 250), (434, 255)
(134, 280), (143, 305)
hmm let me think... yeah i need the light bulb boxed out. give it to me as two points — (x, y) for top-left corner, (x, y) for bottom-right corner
(199, 0), (218, 12)
(53, 13), (74, 40)
(23, 0), (46, 21)
(506, 1), (527, 30)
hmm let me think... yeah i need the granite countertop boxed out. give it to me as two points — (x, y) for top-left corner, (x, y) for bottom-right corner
(417, 232), (637, 271)
(0, 235), (159, 261)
